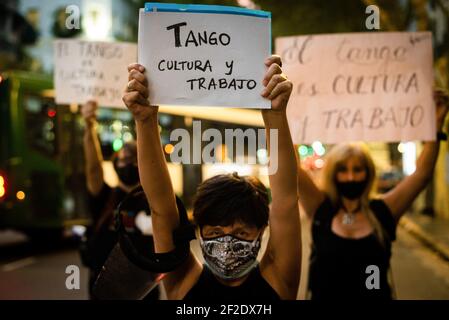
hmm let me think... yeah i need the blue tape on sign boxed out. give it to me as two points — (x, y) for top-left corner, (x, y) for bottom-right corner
(144, 2), (271, 18)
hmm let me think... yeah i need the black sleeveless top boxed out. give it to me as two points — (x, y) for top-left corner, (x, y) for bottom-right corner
(308, 197), (396, 300)
(183, 265), (281, 301)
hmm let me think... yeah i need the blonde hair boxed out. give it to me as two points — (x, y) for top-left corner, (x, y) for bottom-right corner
(320, 142), (386, 245)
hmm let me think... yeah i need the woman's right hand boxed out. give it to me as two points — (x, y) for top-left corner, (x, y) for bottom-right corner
(122, 63), (158, 122)
(81, 100), (98, 127)
(434, 88), (449, 131)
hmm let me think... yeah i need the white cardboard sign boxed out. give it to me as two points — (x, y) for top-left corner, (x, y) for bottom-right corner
(138, 6), (271, 108)
(276, 32), (435, 144)
(54, 39), (137, 108)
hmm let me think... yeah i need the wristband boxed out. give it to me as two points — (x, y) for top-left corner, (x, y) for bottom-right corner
(437, 131), (447, 141)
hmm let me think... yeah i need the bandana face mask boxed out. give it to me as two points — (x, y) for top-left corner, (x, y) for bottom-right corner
(199, 230), (261, 281)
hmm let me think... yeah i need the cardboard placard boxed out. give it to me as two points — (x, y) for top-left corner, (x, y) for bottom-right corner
(54, 39), (137, 107)
(138, 3), (271, 108)
(276, 32), (435, 144)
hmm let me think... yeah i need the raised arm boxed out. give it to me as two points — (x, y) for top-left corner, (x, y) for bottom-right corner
(382, 89), (449, 221)
(259, 55), (301, 299)
(297, 161), (325, 219)
(122, 64), (199, 299)
(81, 101), (104, 196)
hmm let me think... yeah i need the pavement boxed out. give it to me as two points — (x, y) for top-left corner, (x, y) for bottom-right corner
(0, 231), (89, 299)
(399, 212), (449, 262)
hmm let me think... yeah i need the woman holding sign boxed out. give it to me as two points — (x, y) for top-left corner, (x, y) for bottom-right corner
(297, 89), (449, 300)
(122, 55), (301, 300)
(80, 101), (159, 300)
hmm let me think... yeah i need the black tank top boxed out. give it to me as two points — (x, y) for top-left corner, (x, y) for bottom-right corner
(183, 265), (281, 301)
(308, 197), (397, 300)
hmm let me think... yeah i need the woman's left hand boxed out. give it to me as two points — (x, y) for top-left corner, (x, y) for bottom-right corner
(261, 55), (292, 112)
(434, 88), (449, 131)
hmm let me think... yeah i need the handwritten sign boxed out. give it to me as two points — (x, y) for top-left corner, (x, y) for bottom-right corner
(276, 32), (435, 144)
(54, 39), (137, 107)
(138, 3), (271, 108)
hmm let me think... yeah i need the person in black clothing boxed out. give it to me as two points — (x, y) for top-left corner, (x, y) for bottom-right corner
(81, 100), (159, 300)
(182, 174), (282, 302)
(122, 55), (301, 300)
(297, 89), (449, 300)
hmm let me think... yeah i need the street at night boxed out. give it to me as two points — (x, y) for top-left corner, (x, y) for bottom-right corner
(1, 220), (449, 300)
(2, 0), (449, 312)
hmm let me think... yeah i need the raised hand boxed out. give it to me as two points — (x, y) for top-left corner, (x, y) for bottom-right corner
(81, 100), (98, 127)
(261, 55), (293, 112)
(434, 88), (449, 131)
(122, 63), (158, 122)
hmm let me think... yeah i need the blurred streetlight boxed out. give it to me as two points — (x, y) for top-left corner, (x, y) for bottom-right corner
(83, 0), (112, 40)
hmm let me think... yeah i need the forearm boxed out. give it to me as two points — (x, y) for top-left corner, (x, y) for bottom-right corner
(135, 116), (179, 252)
(297, 161), (319, 196)
(414, 141), (440, 182)
(296, 160), (325, 217)
(83, 123), (104, 192)
(262, 110), (301, 293)
(383, 140), (440, 218)
(406, 90), (448, 198)
(262, 110), (298, 205)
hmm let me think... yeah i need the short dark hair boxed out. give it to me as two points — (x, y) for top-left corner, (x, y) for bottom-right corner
(193, 173), (269, 229)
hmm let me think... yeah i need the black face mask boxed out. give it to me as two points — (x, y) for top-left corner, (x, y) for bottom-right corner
(115, 163), (140, 186)
(336, 180), (368, 200)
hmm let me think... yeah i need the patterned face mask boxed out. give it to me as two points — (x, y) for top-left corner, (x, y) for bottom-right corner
(199, 231), (261, 280)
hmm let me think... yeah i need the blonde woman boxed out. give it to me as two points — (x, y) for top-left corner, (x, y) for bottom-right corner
(298, 89), (448, 300)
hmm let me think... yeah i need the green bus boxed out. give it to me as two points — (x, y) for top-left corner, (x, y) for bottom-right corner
(0, 71), (137, 240)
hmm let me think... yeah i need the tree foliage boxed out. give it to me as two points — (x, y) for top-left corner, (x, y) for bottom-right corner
(252, 0), (449, 88)
(122, 0), (239, 42)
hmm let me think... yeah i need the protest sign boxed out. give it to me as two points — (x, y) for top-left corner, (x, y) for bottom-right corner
(138, 3), (271, 108)
(54, 39), (137, 107)
(276, 32), (435, 144)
